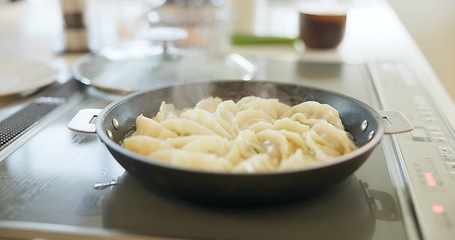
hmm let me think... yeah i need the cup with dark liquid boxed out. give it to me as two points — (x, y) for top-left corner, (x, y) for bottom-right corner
(298, 2), (347, 49)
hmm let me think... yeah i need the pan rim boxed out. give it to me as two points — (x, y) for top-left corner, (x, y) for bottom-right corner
(96, 80), (385, 176)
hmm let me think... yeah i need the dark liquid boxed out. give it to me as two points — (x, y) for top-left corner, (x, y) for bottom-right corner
(299, 12), (347, 49)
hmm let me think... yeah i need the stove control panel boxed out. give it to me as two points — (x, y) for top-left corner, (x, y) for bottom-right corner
(369, 62), (455, 240)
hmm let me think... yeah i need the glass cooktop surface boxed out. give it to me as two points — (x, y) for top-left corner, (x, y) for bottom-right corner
(1, 59), (443, 240)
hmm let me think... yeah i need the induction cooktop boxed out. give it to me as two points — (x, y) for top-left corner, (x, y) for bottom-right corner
(0, 59), (454, 240)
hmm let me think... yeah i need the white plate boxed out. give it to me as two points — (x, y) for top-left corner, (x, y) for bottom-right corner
(0, 59), (57, 97)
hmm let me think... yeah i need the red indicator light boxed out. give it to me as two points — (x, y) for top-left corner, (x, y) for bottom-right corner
(432, 205), (445, 214)
(424, 172), (436, 187)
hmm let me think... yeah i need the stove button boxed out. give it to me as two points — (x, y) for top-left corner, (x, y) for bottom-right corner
(429, 131), (444, 137)
(423, 117), (436, 123)
(445, 163), (455, 172)
(432, 137), (448, 143)
(437, 146), (455, 154)
(441, 154), (455, 163)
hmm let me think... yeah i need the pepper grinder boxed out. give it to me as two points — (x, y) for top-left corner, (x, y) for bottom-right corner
(60, 0), (89, 53)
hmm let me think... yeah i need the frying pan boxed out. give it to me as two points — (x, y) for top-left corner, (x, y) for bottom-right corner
(69, 80), (412, 206)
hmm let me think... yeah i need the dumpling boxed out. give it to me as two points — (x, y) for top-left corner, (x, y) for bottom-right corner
(272, 117), (310, 135)
(236, 96), (291, 119)
(256, 129), (296, 161)
(148, 148), (181, 163)
(310, 121), (357, 154)
(134, 115), (179, 139)
(279, 149), (321, 171)
(225, 130), (264, 165)
(181, 135), (232, 156)
(170, 150), (233, 172)
(247, 121), (274, 133)
(304, 121), (357, 161)
(180, 108), (233, 139)
(275, 129), (311, 155)
(214, 100), (239, 135)
(233, 154), (278, 173)
(123, 96), (357, 173)
(265, 98), (292, 118)
(233, 109), (276, 130)
(153, 101), (181, 122)
(123, 135), (172, 156)
(161, 118), (218, 136)
(304, 131), (341, 161)
(281, 101), (344, 129)
(165, 135), (203, 148)
(195, 97), (222, 113)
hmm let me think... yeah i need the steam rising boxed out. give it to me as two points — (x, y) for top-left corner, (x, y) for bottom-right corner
(166, 80), (315, 110)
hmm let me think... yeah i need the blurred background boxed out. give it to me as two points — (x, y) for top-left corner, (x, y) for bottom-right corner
(388, 0), (455, 101)
(0, 0), (453, 100)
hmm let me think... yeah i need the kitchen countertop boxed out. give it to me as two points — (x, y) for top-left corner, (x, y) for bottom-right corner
(0, 0), (454, 126)
(0, 1), (455, 240)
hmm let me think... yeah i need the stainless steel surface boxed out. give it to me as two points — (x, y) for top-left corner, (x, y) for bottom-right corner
(0, 80), (85, 163)
(0, 59), (454, 239)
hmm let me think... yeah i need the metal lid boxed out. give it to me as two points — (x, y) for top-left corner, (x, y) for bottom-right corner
(72, 39), (256, 95)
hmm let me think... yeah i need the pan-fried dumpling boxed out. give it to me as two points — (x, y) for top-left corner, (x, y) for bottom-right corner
(235, 96), (256, 108)
(305, 131), (340, 161)
(304, 121), (357, 161)
(195, 97), (222, 113)
(161, 118), (218, 136)
(134, 115), (179, 139)
(180, 108), (233, 139)
(123, 135), (172, 156)
(148, 148), (182, 163)
(310, 121), (357, 154)
(165, 135), (203, 148)
(289, 113), (327, 129)
(247, 118), (310, 136)
(124, 96), (357, 173)
(281, 101), (344, 129)
(272, 118), (310, 135)
(170, 150), (233, 172)
(233, 154), (278, 173)
(134, 115), (159, 137)
(256, 129), (295, 161)
(266, 98), (292, 117)
(279, 149), (321, 170)
(275, 129), (311, 155)
(153, 101), (180, 122)
(181, 135), (232, 156)
(234, 109), (275, 130)
(226, 130), (264, 165)
(247, 121), (273, 133)
(214, 100), (238, 135)
(237, 96), (291, 119)
(247, 120), (311, 157)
